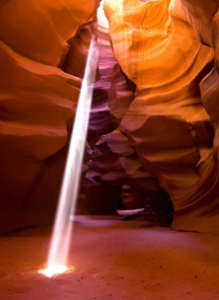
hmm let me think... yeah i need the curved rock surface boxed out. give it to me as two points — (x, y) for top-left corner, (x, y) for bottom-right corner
(82, 15), (173, 219)
(104, 0), (219, 233)
(1, 0), (219, 234)
(0, 0), (98, 67)
(0, 0), (99, 233)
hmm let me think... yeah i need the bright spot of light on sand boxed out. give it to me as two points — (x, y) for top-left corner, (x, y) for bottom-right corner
(38, 265), (72, 278)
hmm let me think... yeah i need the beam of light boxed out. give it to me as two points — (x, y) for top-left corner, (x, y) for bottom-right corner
(97, 1), (109, 28)
(38, 33), (99, 278)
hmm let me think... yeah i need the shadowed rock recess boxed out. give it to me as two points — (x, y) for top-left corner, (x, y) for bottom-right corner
(0, 0), (219, 234)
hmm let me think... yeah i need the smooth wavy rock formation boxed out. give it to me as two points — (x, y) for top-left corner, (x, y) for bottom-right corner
(0, 0), (99, 233)
(2, 0), (219, 234)
(79, 23), (122, 215)
(180, 0), (219, 47)
(0, 0), (98, 67)
(104, 0), (218, 232)
(108, 63), (135, 128)
(82, 19), (169, 215)
(172, 5), (219, 233)
(62, 24), (100, 83)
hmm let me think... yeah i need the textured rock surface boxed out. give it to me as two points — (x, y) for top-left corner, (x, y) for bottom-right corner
(0, 0), (99, 233)
(2, 0), (219, 234)
(79, 23), (122, 215)
(0, 0), (98, 67)
(104, 0), (219, 233)
(79, 19), (170, 217)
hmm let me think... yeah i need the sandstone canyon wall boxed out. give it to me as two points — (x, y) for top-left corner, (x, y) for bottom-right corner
(1, 0), (219, 234)
(0, 0), (99, 233)
(104, 0), (219, 233)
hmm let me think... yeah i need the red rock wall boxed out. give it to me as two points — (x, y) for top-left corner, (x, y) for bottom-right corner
(76, 24), (122, 215)
(81, 21), (173, 221)
(1, 0), (219, 234)
(104, 0), (219, 233)
(0, 0), (99, 233)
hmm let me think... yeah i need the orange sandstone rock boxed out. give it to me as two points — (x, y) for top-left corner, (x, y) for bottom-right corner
(0, 0), (98, 66)
(0, 0), (99, 233)
(104, 0), (217, 232)
(1, 0), (219, 233)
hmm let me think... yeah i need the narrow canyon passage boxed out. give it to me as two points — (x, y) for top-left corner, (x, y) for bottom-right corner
(1, 0), (219, 299)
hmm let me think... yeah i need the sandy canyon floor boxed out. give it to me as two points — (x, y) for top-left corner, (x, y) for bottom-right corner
(0, 217), (219, 300)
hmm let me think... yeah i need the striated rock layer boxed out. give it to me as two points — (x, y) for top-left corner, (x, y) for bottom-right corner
(0, 0), (99, 233)
(104, 0), (219, 233)
(82, 14), (173, 220)
(78, 23), (122, 215)
(1, 0), (219, 234)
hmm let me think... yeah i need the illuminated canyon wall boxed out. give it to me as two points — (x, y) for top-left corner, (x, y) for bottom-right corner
(1, 0), (219, 233)
(0, 0), (99, 232)
(104, 0), (219, 233)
